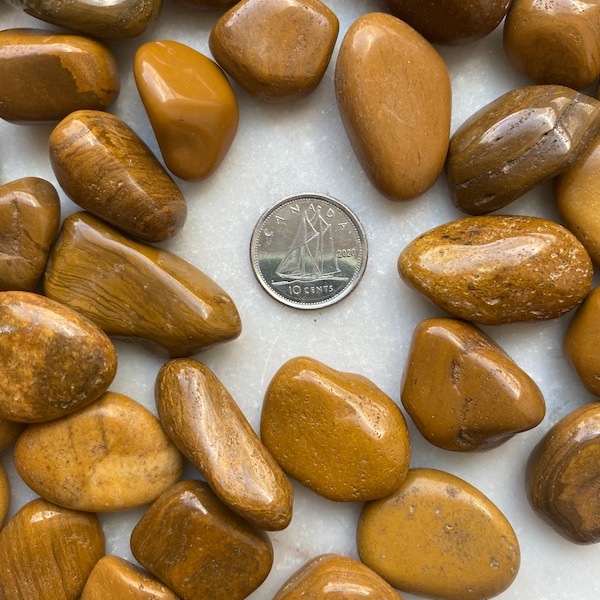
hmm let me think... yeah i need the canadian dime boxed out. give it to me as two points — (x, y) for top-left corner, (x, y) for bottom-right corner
(250, 193), (368, 309)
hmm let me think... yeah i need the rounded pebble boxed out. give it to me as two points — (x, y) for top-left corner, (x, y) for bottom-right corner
(0, 462), (9, 527)
(398, 215), (593, 325)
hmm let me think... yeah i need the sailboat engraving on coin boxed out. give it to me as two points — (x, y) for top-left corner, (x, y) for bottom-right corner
(250, 193), (368, 309)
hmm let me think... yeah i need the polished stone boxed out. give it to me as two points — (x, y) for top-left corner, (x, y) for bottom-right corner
(447, 85), (600, 214)
(504, 0), (600, 90)
(0, 177), (60, 291)
(272, 554), (401, 599)
(0, 419), (24, 451)
(81, 555), (180, 600)
(402, 318), (545, 451)
(0, 462), (9, 527)
(0, 497), (105, 599)
(155, 358), (293, 530)
(5, 0), (162, 39)
(49, 110), (187, 243)
(0, 290), (117, 422)
(44, 212), (241, 357)
(14, 391), (184, 512)
(135, 40), (238, 181)
(130, 479), (273, 600)
(0, 28), (119, 123)
(527, 403), (600, 544)
(385, 0), (511, 45)
(209, 0), (338, 103)
(335, 12), (451, 201)
(564, 286), (600, 397)
(555, 133), (600, 266)
(357, 468), (520, 600)
(398, 215), (593, 325)
(260, 356), (411, 502)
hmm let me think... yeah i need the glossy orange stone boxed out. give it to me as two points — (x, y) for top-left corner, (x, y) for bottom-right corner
(134, 40), (239, 181)
(209, 0), (338, 103)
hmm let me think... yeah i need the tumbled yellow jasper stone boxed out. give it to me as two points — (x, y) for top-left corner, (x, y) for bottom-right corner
(14, 391), (184, 512)
(0, 462), (9, 527)
(0, 497), (105, 599)
(81, 555), (179, 600)
(357, 468), (520, 600)
(134, 40), (239, 181)
(261, 356), (411, 502)
(156, 358), (293, 530)
(0, 290), (117, 422)
(273, 554), (402, 599)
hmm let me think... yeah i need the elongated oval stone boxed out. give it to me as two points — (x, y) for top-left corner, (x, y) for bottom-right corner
(357, 468), (520, 600)
(209, 0), (338, 103)
(0, 462), (9, 527)
(273, 554), (402, 600)
(402, 318), (545, 451)
(5, 0), (162, 39)
(44, 212), (241, 357)
(0, 177), (60, 291)
(14, 391), (184, 512)
(527, 403), (600, 544)
(130, 479), (273, 600)
(134, 40), (238, 180)
(81, 555), (179, 600)
(335, 12), (451, 201)
(0, 290), (117, 422)
(0, 497), (105, 600)
(49, 110), (186, 243)
(447, 85), (600, 214)
(156, 358), (293, 530)
(398, 215), (593, 325)
(563, 287), (600, 397)
(504, 0), (600, 90)
(260, 356), (411, 502)
(555, 132), (600, 265)
(0, 28), (119, 123)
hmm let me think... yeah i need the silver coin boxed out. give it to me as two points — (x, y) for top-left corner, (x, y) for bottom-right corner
(250, 193), (368, 309)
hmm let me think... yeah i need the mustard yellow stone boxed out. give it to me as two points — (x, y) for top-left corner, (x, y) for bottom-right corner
(0, 462), (9, 527)
(357, 468), (520, 600)
(335, 12), (451, 201)
(14, 391), (184, 512)
(156, 358), (293, 530)
(0, 419), (24, 452)
(260, 356), (411, 502)
(0, 497), (105, 599)
(273, 554), (402, 599)
(81, 555), (179, 600)
(134, 40), (239, 180)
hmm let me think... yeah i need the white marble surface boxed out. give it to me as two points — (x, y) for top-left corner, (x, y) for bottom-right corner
(1, 1), (599, 598)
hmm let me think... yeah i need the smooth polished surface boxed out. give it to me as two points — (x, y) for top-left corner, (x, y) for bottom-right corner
(0, 463), (9, 527)
(0, 497), (104, 599)
(527, 403), (600, 544)
(504, 0), (600, 90)
(81, 555), (180, 600)
(335, 12), (451, 201)
(14, 391), (184, 512)
(447, 85), (600, 214)
(555, 132), (600, 266)
(130, 479), (273, 600)
(0, 419), (24, 452)
(0, 176), (60, 291)
(398, 215), (593, 325)
(5, 0), (162, 39)
(357, 468), (520, 600)
(155, 358), (292, 530)
(43, 212), (242, 357)
(209, 0), (338, 103)
(385, 0), (511, 45)
(0, 290), (117, 422)
(260, 355), (411, 502)
(0, 28), (119, 123)
(401, 318), (546, 451)
(135, 40), (238, 180)
(49, 110), (186, 243)
(563, 287), (600, 397)
(272, 554), (402, 599)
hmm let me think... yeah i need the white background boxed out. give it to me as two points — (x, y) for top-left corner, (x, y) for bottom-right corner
(1, 0), (599, 598)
